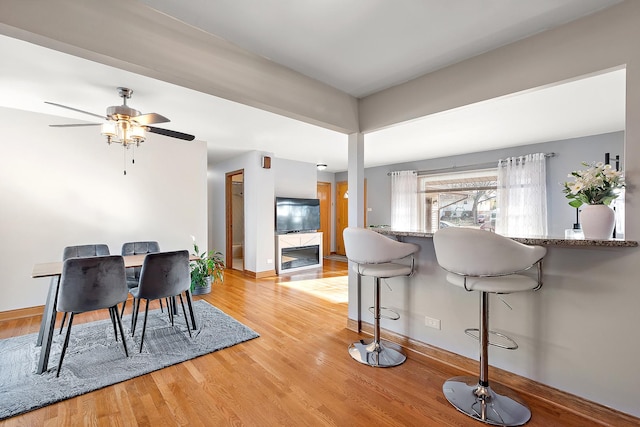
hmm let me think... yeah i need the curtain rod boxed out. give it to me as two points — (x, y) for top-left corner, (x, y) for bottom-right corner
(387, 152), (556, 176)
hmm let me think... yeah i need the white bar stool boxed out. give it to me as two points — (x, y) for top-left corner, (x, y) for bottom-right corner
(433, 227), (546, 426)
(343, 227), (419, 367)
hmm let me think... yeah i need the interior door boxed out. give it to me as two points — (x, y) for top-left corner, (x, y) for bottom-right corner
(336, 180), (367, 255)
(317, 181), (331, 256)
(335, 181), (349, 255)
(225, 169), (245, 271)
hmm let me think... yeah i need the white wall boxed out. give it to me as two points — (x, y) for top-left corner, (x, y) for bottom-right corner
(0, 107), (208, 312)
(274, 158), (317, 198)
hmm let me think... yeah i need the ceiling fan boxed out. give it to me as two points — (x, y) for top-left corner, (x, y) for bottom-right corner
(46, 87), (195, 174)
(46, 86), (195, 144)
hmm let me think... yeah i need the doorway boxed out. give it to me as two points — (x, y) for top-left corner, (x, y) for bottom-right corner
(317, 181), (331, 256)
(335, 180), (367, 256)
(225, 170), (244, 271)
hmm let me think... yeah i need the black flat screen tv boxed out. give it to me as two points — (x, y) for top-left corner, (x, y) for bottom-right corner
(275, 197), (320, 233)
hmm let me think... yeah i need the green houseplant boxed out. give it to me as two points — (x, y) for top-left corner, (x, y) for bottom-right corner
(190, 238), (225, 295)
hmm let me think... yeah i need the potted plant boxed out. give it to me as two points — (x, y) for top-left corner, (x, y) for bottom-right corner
(190, 238), (225, 295)
(563, 161), (625, 239)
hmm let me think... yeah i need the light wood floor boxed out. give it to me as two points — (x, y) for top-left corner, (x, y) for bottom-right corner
(0, 260), (634, 426)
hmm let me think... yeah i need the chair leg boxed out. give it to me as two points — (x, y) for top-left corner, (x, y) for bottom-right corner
(479, 291), (490, 388)
(178, 294), (192, 338)
(139, 299), (150, 353)
(109, 306), (118, 342)
(59, 312), (68, 335)
(167, 297), (174, 325)
(184, 289), (197, 330)
(348, 277), (406, 367)
(442, 291), (531, 426)
(108, 305), (118, 341)
(356, 273), (362, 333)
(113, 305), (129, 357)
(373, 277), (381, 346)
(131, 298), (140, 335)
(120, 298), (127, 318)
(56, 312), (75, 377)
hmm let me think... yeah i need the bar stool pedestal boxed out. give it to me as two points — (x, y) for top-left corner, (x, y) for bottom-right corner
(343, 227), (419, 368)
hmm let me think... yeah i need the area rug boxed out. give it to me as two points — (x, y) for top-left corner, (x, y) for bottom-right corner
(0, 300), (259, 420)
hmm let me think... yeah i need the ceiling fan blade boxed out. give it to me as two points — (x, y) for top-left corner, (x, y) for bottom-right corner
(133, 113), (170, 125)
(44, 101), (106, 120)
(49, 123), (102, 127)
(147, 126), (195, 141)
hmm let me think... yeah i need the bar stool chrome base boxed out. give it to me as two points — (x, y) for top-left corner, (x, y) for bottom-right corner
(443, 376), (531, 426)
(348, 339), (406, 367)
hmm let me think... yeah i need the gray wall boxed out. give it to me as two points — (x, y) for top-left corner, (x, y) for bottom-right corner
(337, 131), (624, 237)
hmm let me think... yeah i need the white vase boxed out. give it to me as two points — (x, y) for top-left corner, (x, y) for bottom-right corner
(580, 204), (615, 240)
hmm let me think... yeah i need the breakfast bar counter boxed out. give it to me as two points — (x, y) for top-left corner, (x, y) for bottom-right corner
(345, 228), (640, 417)
(373, 228), (638, 247)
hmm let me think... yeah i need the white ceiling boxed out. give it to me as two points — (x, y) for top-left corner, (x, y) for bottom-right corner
(0, 0), (625, 172)
(140, 0), (621, 98)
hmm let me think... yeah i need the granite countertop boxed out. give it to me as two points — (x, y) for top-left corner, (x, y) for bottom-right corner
(372, 228), (638, 247)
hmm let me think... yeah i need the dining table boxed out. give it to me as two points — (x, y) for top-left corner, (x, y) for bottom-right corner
(32, 253), (199, 374)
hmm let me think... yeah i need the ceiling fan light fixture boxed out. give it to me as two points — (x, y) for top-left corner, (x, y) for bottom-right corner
(101, 119), (146, 146)
(118, 120), (132, 146)
(130, 125), (146, 144)
(101, 121), (117, 138)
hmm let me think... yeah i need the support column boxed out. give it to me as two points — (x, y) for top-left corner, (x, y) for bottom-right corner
(347, 132), (365, 325)
(347, 132), (365, 228)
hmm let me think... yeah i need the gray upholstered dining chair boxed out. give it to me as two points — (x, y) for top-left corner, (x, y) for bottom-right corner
(433, 227), (546, 426)
(56, 255), (129, 377)
(120, 241), (160, 316)
(59, 244), (111, 334)
(121, 241), (161, 288)
(63, 244), (111, 260)
(129, 250), (193, 352)
(343, 227), (420, 367)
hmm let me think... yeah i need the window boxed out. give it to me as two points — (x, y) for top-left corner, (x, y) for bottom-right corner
(418, 169), (497, 232)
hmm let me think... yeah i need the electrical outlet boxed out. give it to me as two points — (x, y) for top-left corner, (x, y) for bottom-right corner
(425, 316), (441, 330)
(267, 259), (273, 264)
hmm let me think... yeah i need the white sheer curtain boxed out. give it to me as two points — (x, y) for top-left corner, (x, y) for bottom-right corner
(496, 153), (547, 237)
(390, 170), (418, 230)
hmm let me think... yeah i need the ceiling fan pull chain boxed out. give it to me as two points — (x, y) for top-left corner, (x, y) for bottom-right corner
(123, 147), (127, 176)
(132, 145), (135, 164)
